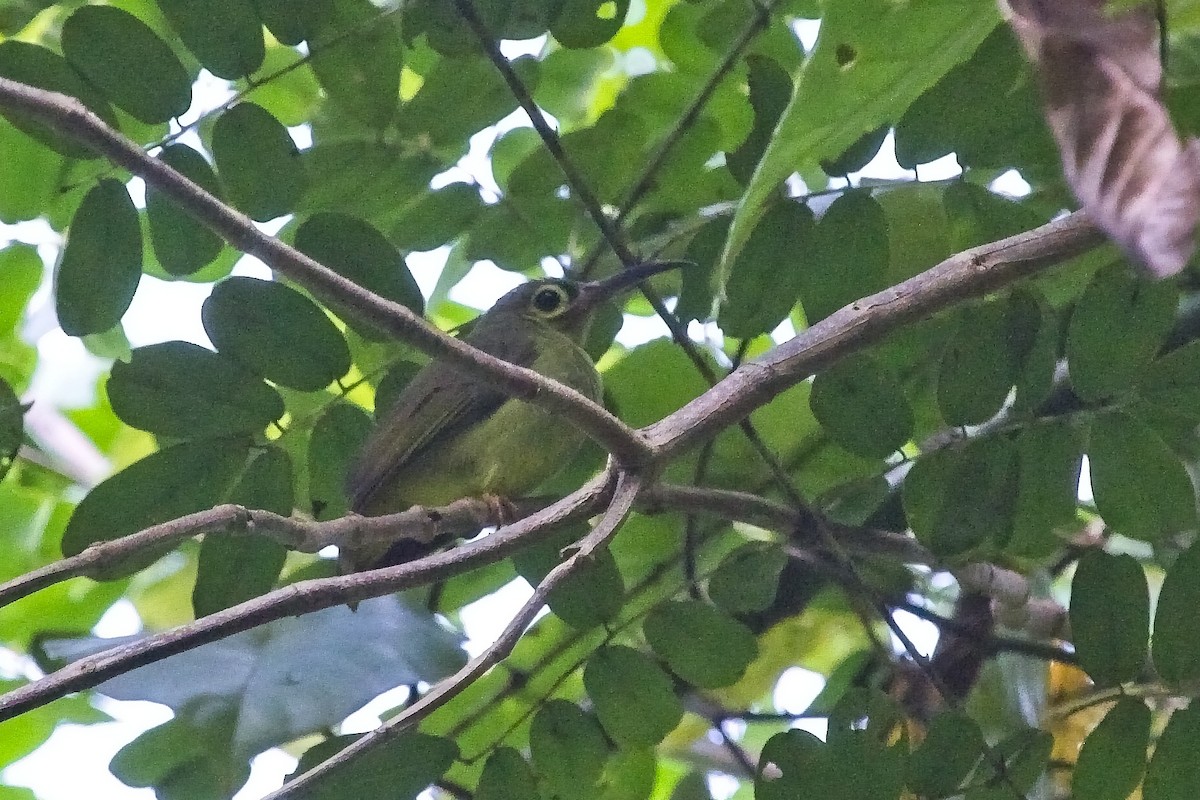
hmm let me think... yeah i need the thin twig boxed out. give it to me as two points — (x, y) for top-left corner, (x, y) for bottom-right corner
(266, 469), (645, 800)
(895, 600), (1077, 665)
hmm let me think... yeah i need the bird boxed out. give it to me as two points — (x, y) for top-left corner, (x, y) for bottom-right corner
(339, 261), (685, 573)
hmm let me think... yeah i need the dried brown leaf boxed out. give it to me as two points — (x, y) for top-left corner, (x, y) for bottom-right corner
(1004, 0), (1200, 277)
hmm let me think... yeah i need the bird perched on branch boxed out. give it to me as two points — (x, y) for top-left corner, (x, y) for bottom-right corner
(340, 261), (686, 573)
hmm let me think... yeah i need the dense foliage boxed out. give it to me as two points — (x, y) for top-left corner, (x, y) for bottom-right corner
(1, 1), (1200, 799)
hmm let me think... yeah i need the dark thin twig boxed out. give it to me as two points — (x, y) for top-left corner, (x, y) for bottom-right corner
(714, 718), (758, 778)
(896, 599), (1077, 665)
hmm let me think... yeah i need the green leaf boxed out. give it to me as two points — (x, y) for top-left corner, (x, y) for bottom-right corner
(937, 300), (1015, 426)
(476, 747), (538, 800)
(0, 376), (23, 482)
(719, 3), (997, 291)
(56, 179), (142, 337)
(1005, 421), (1084, 558)
(146, 144), (225, 276)
(0, 117), (62, 223)
(0, 244), (41, 335)
(584, 646), (683, 749)
(309, 0), (401, 128)
(810, 354), (913, 459)
(192, 447), (292, 617)
(1088, 411), (1197, 540)
(1070, 550), (1148, 687)
(1152, 541), (1200, 684)
(799, 190), (889, 324)
(1137, 340), (1200, 422)
(908, 711), (985, 797)
(292, 731), (457, 800)
(1072, 697), (1151, 800)
(373, 360), (423, 419)
(388, 183), (483, 252)
(0, 41), (115, 158)
(212, 102), (307, 222)
(718, 199), (813, 339)
(512, 524), (624, 629)
(294, 213), (425, 327)
(1067, 262), (1178, 402)
(253, 0), (332, 45)
(529, 700), (609, 800)
(157, 0), (264, 79)
(726, 55), (793, 184)
(756, 729), (824, 800)
(203, 277), (350, 392)
(551, 0), (631, 48)
(1144, 704), (1200, 800)
(307, 402), (371, 520)
(821, 125), (890, 177)
(110, 707), (249, 800)
(643, 600), (758, 688)
(107, 341), (285, 438)
(61, 5), (191, 124)
(904, 437), (1018, 557)
(708, 542), (788, 614)
(982, 726), (1053, 793)
(61, 438), (250, 574)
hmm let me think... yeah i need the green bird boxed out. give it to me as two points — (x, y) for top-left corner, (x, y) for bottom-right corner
(341, 260), (684, 572)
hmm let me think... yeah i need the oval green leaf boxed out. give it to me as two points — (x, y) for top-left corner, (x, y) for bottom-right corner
(799, 190), (889, 324)
(583, 645), (683, 749)
(1072, 697), (1150, 800)
(0, 376), (24, 481)
(643, 599), (758, 689)
(1144, 704), (1200, 800)
(192, 447), (293, 617)
(307, 402), (372, 520)
(253, 0), (332, 45)
(291, 731), (457, 800)
(107, 341), (285, 438)
(294, 213), (424, 320)
(1136, 341), (1200, 422)
(1067, 262), (1177, 402)
(718, 200), (813, 339)
(62, 6), (191, 124)
(810, 354), (913, 459)
(529, 700), (608, 800)
(56, 179), (142, 337)
(511, 524), (623, 628)
(708, 542), (788, 614)
(62, 438), (250, 573)
(908, 710), (985, 797)
(1005, 421), (1084, 559)
(476, 747), (537, 800)
(203, 276), (350, 391)
(937, 300), (1013, 426)
(309, 0), (402, 128)
(0, 41), (115, 158)
(212, 102), (307, 222)
(1088, 412), (1197, 541)
(158, 0), (264, 79)
(146, 144), (225, 276)
(1070, 550), (1148, 687)
(1152, 541), (1200, 684)
(551, 0), (631, 49)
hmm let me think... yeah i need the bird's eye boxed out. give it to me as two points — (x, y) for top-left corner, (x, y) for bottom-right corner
(533, 286), (565, 313)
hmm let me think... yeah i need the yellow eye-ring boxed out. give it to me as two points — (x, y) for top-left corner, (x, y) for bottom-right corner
(531, 285), (568, 314)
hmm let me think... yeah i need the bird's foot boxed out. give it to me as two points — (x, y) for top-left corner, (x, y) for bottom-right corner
(482, 493), (520, 527)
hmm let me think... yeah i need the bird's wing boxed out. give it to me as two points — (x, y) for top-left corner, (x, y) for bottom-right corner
(345, 327), (538, 513)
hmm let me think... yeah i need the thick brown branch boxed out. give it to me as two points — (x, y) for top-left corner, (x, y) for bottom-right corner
(645, 211), (1108, 457)
(0, 78), (651, 468)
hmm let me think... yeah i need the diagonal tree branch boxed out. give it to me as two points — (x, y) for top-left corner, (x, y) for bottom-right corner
(263, 469), (646, 800)
(0, 77), (652, 468)
(646, 211), (1107, 457)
